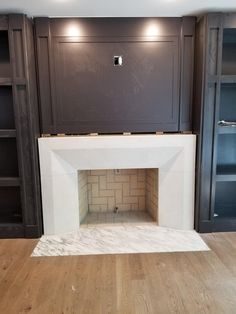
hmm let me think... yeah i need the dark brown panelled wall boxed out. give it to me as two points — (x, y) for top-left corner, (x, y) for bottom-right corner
(0, 15), (196, 238)
(2, 13), (236, 237)
(34, 17), (195, 134)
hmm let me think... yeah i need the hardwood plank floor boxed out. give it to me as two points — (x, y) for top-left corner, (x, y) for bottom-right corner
(0, 233), (236, 313)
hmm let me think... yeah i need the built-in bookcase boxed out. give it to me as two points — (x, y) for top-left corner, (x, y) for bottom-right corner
(0, 30), (22, 229)
(194, 13), (236, 232)
(214, 30), (236, 224)
(0, 15), (42, 238)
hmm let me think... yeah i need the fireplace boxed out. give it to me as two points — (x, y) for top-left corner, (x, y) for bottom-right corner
(78, 168), (158, 225)
(38, 134), (196, 235)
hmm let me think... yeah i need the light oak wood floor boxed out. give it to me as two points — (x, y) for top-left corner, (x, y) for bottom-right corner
(0, 233), (236, 314)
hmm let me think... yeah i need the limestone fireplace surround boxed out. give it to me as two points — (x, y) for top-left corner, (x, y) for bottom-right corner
(38, 134), (196, 235)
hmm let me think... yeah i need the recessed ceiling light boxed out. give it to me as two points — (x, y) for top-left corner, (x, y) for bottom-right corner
(146, 23), (159, 36)
(67, 24), (81, 36)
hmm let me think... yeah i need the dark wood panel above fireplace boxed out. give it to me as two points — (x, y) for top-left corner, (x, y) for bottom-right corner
(35, 17), (195, 134)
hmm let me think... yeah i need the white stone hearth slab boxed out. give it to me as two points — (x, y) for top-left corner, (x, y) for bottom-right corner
(31, 224), (209, 257)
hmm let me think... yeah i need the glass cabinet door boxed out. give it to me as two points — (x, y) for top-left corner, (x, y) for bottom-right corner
(215, 28), (236, 220)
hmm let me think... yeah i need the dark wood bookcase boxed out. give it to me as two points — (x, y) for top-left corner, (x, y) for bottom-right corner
(0, 15), (42, 238)
(194, 13), (236, 232)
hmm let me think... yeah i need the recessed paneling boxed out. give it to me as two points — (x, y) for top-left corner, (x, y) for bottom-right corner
(54, 38), (179, 132)
(209, 28), (219, 76)
(180, 35), (194, 129)
(12, 30), (25, 78)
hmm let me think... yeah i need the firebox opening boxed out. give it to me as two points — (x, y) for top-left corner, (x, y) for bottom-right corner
(78, 168), (158, 226)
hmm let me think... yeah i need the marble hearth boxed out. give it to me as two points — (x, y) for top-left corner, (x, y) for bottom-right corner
(38, 134), (196, 235)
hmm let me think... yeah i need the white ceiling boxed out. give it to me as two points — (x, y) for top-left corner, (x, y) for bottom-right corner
(0, 0), (236, 17)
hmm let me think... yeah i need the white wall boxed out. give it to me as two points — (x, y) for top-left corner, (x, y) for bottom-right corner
(1, 0), (236, 17)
